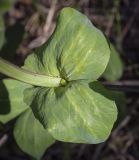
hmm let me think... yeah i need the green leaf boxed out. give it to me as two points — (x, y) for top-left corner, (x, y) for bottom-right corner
(103, 43), (124, 81)
(23, 7), (110, 82)
(0, 0), (15, 14)
(14, 109), (55, 160)
(0, 79), (31, 123)
(89, 81), (126, 122)
(24, 81), (117, 144)
(0, 16), (5, 49)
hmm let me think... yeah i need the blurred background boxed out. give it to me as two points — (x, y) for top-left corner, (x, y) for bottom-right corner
(0, 0), (139, 159)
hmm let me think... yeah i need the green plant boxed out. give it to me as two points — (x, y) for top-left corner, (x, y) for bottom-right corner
(0, 7), (118, 159)
(103, 43), (124, 81)
(0, 16), (5, 49)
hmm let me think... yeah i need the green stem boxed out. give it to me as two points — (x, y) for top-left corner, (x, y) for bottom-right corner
(0, 57), (63, 87)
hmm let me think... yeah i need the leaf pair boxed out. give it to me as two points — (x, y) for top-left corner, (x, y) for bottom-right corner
(0, 7), (118, 159)
(23, 7), (117, 144)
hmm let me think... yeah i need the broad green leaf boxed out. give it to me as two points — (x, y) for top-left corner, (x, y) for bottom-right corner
(23, 7), (110, 82)
(103, 44), (123, 81)
(24, 82), (117, 144)
(0, 79), (31, 123)
(0, 16), (5, 49)
(14, 109), (55, 160)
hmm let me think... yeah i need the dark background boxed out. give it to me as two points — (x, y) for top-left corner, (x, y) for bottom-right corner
(0, 0), (139, 159)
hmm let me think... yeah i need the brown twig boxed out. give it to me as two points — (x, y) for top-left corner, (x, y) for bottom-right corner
(0, 134), (8, 147)
(103, 80), (139, 93)
(28, 0), (57, 49)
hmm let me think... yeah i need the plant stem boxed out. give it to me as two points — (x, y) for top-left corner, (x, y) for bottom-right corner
(0, 57), (63, 87)
(103, 81), (139, 93)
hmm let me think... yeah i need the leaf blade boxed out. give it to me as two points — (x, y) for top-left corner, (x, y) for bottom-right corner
(103, 43), (124, 81)
(24, 82), (117, 144)
(0, 79), (31, 123)
(23, 7), (110, 81)
(89, 81), (126, 123)
(14, 109), (55, 160)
